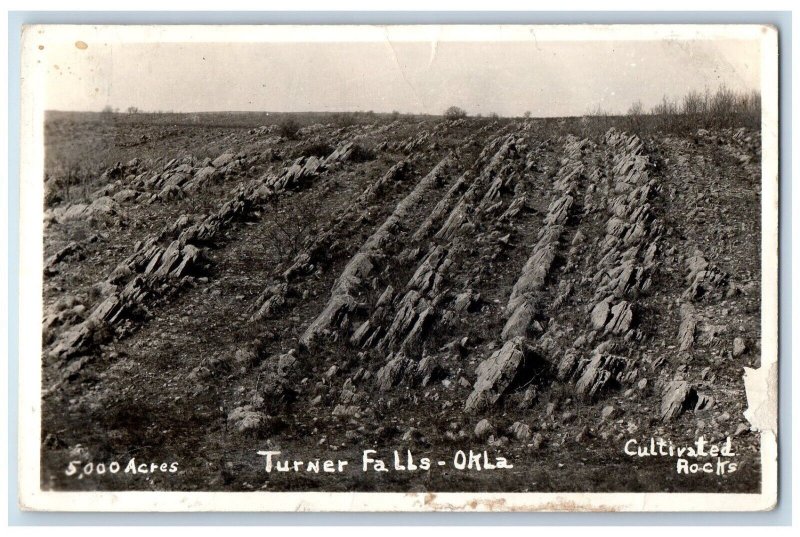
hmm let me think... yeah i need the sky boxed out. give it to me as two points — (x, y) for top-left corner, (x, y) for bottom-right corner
(41, 35), (762, 117)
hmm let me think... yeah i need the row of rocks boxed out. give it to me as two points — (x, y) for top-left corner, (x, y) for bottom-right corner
(502, 136), (585, 342)
(360, 139), (516, 353)
(554, 130), (660, 402)
(684, 251), (730, 301)
(435, 135), (518, 241)
(464, 136), (588, 412)
(359, 135), (530, 395)
(299, 156), (452, 348)
(49, 195), (125, 225)
(280, 160), (411, 283)
(46, 145), (338, 369)
(47, 149), (253, 225)
(249, 159), (413, 322)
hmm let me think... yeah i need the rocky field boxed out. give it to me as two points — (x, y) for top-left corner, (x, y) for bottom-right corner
(40, 113), (763, 493)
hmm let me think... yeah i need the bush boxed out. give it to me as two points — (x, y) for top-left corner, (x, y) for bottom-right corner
(278, 117), (301, 140)
(443, 106), (467, 119)
(349, 143), (375, 163)
(621, 85), (761, 133)
(332, 112), (358, 128)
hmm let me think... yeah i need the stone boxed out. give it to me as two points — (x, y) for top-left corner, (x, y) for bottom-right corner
(733, 337), (747, 357)
(453, 289), (479, 312)
(212, 153), (236, 168)
(678, 303), (697, 351)
(299, 294), (356, 348)
(112, 189), (138, 203)
(590, 298), (612, 330)
(605, 301), (634, 335)
(332, 404), (359, 417)
(660, 380), (698, 421)
(474, 419), (494, 440)
(601, 405), (618, 421)
(234, 348), (257, 366)
(575, 354), (627, 400)
(556, 350), (579, 381)
(277, 351), (298, 376)
(501, 301), (535, 340)
(193, 166), (222, 185)
(227, 406), (267, 433)
(509, 421), (532, 442)
(465, 337), (538, 412)
(375, 354), (412, 391)
(734, 423), (750, 436)
(415, 355), (445, 387)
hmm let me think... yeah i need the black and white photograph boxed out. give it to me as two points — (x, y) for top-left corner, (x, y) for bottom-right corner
(17, 23), (779, 512)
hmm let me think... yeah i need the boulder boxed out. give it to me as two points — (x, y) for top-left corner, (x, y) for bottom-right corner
(733, 337), (747, 357)
(474, 419), (494, 440)
(227, 406), (267, 433)
(660, 380), (698, 421)
(575, 354), (626, 400)
(590, 298), (612, 330)
(192, 166), (221, 186)
(501, 301), (535, 341)
(605, 301), (634, 335)
(465, 337), (537, 412)
(375, 353), (412, 391)
(678, 303), (697, 351)
(212, 153), (236, 168)
(299, 294), (356, 348)
(112, 189), (138, 203)
(453, 289), (479, 312)
(509, 421), (532, 442)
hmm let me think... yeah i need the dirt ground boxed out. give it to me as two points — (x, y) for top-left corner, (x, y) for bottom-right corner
(40, 113), (762, 493)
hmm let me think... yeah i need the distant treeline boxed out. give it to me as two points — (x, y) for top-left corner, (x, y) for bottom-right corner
(47, 84), (760, 138)
(45, 109), (426, 130)
(586, 85), (761, 135)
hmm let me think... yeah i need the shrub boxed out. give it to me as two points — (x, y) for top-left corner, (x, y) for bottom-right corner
(278, 116), (301, 140)
(333, 112), (358, 128)
(443, 106), (467, 119)
(620, 85), (761, 134)
(627, 101), (644, 116)
(349, 143), (375, 163)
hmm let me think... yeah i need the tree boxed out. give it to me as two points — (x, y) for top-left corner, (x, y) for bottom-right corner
(651, 95), (678, 116)
(627, 101), (644, 116)
(126, 106), (139, 114)
(443, 106), (467, 119)
(523, 111), (532, 119)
